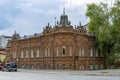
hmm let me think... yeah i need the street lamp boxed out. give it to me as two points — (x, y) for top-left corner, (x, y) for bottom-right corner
(16, 58), (18, 68)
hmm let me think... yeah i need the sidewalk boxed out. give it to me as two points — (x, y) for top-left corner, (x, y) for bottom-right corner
(18, 69), (120, 76)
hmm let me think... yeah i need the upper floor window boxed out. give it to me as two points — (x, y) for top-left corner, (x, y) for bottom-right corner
(79, 48), (81, 56)
(21, 51), (24, 58)
(95, 49), (99, 57)
(47, 48), (50, 57)
(69, 47), (72, 56)
(26, 51), (29, 58)
(89, 48), (93, 57)
(56, 47), (59, 57)
(80, 48), (84, 57)
(62, 46), (66, 56)
(31, 50), (34, 58)
(45, 48), (50, 57)
(13, 51), (16, 58)
(81, 48), (84, 56)
(45, 48), (47, 57)
(37, 49), (40, 57)
(100, 53), (103, 57)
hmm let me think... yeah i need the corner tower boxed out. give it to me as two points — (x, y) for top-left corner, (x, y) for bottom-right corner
(60, 8), (70, 26)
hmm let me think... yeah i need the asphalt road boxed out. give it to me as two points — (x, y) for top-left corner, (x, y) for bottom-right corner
(0, 70), (120, 80)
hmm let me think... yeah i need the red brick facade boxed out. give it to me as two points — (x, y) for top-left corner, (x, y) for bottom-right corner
(6, 11), (105, 70)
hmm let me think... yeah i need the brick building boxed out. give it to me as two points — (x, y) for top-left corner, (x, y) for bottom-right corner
(6, 10), (105, 70)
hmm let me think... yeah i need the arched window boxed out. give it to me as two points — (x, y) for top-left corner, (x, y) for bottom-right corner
(81, 48), (84, 56)
(62, 46), (66, 56)
(21, 51), (24, 58)
(56, 47), (59, 57)
(47, 48), (50, 57)
(31, 50), (34, 58)
(95, 49), (99, 57)
(37, 49), (40, 57)
(89, 64), (93, 70)
(89, 48), (93, 57)
(69, 47), (72, 56)
(79, 48), (84, 56)
(26, 51), (29, 58)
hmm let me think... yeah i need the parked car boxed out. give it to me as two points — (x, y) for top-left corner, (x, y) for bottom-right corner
(0, 63), (4, 70)
(2, 62), (17, 72)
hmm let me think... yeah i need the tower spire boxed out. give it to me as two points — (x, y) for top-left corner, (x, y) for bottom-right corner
(63, 7), (65, 14)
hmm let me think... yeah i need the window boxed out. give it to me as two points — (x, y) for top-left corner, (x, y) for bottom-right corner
(81, 48), (84, 56)
(79, 64), (84, 70)
(89, 64), (93, 70)
(21, 51), (24, 58)
(100, 64), (104, 69)
(100, 53), (103, 57)
(81, 65), (84, 70)
(45, 48), (47, 57)
(37, 49), (40, 57)
(95, 49), (99, 57)
(13, 52), (16, 58)
(56, 47), (59, 57)
(48, 48), (50, 57)
(62, 46), (66, 56)
(69, 47), (72, 56)
(79, 48), (81, 56)
(31, 50), (34, 58)
(89, 48), (93, 57)
(26, 51), (29, 58)
(62, 64), (66, 69)
(95, 64), (99, 70)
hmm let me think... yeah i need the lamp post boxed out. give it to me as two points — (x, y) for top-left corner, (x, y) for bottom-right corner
(16, 58), (18, 68)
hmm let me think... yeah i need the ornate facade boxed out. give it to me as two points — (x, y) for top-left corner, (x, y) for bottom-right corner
(6, 10), (105, 70)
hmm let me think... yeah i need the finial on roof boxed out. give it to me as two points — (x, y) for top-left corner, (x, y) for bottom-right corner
(48, 22), (49, 27)
(15, 30), (16, 34)
(79, 22), (81, 26)
(54, 17), (56, 26)
(63, 7), (65, 14)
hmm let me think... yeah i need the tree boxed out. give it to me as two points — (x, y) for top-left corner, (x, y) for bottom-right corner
(86, 0), (120, 68)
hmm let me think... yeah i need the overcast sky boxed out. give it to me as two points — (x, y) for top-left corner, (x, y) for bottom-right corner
(0, 0), (114, 36)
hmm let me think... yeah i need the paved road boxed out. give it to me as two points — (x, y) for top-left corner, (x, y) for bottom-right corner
(0, 69), (120, 80)
(19, 69), (120, 76)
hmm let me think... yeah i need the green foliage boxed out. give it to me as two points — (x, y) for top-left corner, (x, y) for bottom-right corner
(108, 54), (116, 65)
(86, 0), (120, 67)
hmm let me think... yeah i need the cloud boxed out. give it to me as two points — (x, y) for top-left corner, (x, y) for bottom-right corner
(0, 0), (114, 36)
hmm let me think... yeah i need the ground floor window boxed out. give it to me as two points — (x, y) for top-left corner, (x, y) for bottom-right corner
(100, 64), (104, 69)
(37, 65), (41, 69)
(31, 65), (34, 69)
(62, 64), (66, 69)
(89, 64), (93, 70)
(79, 65), (84, 70)
(55, 64), (59, 69)
(95, 64), (99, 70)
